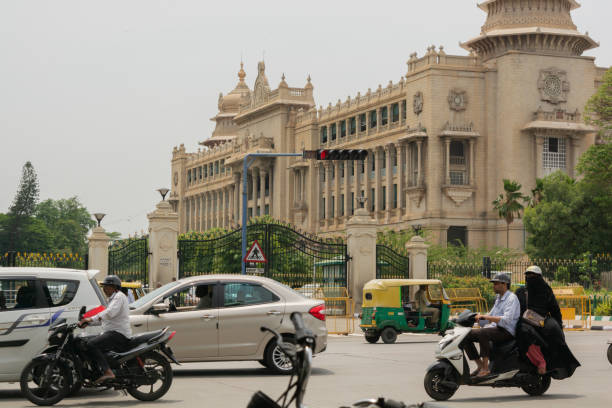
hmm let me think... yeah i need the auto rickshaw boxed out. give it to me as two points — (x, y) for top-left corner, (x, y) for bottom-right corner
(98, 280), (145, 302)
(359, 279), (453, 343)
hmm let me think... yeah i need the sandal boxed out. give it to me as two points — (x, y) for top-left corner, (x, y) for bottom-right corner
(94, 374), (115, 385)
(476, 369), (491, 377)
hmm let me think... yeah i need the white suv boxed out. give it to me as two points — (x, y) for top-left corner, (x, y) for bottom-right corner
(0, 268), (106, 382)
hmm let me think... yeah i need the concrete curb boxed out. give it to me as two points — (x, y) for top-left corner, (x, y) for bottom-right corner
(590, 325), (612, 331)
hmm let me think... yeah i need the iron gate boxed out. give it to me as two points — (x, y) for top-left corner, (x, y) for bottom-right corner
(178, 223), (348, 289)
(108, 238), (149, 286)
(376, 244), (410, 279)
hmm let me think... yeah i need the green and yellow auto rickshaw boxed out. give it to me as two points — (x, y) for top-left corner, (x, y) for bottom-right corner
(359, 279), (453, 344)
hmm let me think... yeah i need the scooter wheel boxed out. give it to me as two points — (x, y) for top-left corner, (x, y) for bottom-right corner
(607, 344), (612, 365)
(521, 375), (551, 396)
(424, 367), (457, 401)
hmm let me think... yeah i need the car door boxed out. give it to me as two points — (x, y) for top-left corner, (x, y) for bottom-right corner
(145, 282), (218, 361)
(218, 281), (285, 357)
(0, 277), (50, 381)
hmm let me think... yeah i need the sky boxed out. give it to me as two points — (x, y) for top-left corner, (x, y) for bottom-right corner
(1, 0), (611, 238)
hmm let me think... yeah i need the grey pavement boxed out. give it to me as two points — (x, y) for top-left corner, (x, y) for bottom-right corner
(0, 330), (610, 408)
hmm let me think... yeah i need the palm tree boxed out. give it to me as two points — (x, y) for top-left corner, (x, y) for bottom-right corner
(529, 178), (544, 207)
(492, 179), (529, 248)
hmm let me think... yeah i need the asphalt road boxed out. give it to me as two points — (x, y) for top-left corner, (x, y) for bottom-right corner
(0, 330), (610, 408)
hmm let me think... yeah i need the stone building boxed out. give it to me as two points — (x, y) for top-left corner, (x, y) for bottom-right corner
(169, 0), (608, 249)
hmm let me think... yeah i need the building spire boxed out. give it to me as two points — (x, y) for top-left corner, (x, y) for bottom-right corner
(238, 61), (246, 83)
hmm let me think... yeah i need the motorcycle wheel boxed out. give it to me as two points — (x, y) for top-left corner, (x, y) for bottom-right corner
(126, 352), (173, 402)
(607, 344), (612, 365)
(365, 333), (380, 344)
(424, 367), (457, 401)
(20, 359), (71, 406)
(521, 375), (551, 396)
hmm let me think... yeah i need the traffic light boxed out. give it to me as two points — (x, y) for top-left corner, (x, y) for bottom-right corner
(303, 149), (368, 161)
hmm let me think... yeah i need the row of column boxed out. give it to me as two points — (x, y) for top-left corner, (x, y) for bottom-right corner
(443, 138), (475, 185)
(316, 140), (425, 222)
(232, 166), (273, 225)
(184, 186), (235, 232)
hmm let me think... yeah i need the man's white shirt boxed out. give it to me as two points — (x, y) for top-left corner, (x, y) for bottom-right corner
(92, 291), (132, 338)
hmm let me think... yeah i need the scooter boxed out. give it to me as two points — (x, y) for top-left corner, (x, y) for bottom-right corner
(423, 310), (551, 401)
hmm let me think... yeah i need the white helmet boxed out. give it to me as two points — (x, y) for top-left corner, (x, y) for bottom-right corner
(525, 265), (542, 275)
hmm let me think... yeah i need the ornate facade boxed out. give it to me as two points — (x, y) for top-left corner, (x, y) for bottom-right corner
(170, 0), (608, 249)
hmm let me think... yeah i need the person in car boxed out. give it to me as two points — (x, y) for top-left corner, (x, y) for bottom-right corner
(460, 273), (520, 377)
(515, 265), (580, 378)
(196, 285), (213, 309)
(78, 275), (132, 384)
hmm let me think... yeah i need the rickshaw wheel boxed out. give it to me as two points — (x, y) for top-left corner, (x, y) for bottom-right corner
(381, 327), (397, 344)
(365, 333), (380, 344)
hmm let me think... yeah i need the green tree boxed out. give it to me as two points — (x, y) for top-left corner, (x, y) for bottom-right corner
(9, 162), (39, 217)
(35, 197), (97, 254)
(492, 179), (529, 248)
(585, 67), (612, 142)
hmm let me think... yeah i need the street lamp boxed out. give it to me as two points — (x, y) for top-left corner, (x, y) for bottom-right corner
(412, 224), (422, 236)
(157, 188), (170, 201)
(93, 213), (106, 227)
(356, 195), (367, 209)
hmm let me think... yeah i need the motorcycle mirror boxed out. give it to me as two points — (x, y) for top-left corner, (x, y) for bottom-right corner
(78, 306), (86, 320)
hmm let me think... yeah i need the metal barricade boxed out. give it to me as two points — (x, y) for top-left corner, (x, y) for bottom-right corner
(553, 286), (591, 330)
(446, 288), (488, 314)
(310, 287), (355, 335)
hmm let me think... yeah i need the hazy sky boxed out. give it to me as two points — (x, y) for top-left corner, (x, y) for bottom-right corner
(1, 0), (610, 238)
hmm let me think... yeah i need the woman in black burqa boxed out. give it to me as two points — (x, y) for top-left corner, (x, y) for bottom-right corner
(515, 265), (580, 379)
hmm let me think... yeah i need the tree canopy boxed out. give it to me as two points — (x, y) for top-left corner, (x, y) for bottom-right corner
(9, 161), (39, 217)
(585, 67), (612, 141)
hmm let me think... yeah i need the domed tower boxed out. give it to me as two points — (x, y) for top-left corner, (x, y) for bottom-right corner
(201, 63), (251, 148)
(462, 0), (598, 60)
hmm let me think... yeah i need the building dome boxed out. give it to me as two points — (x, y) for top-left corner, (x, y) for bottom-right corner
(218, 62), (251, 113)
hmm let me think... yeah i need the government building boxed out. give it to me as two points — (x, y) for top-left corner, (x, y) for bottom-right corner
(169, 0), (608, 249)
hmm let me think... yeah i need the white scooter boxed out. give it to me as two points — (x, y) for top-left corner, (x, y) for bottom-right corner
(423, 310), (551, 401)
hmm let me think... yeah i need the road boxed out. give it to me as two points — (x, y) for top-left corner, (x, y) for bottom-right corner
(0, 330), (609, 408)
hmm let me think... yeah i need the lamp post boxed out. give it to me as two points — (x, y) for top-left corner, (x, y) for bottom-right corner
(157, 188), (170, 201)
(412, 224), (422, 236)
(93, 213), (106, 227)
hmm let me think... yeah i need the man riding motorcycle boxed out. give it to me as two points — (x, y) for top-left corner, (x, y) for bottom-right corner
(78, 275), (131, 384)
(460, 272), (520, 377)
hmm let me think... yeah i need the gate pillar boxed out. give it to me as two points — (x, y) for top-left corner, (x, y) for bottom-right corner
(88, 226), (110, 279)
(346, 208), (377, 312)
(148, 199), (179, 287)
(405, 235), (429, 279)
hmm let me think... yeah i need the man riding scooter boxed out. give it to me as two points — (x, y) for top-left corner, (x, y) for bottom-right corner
(460, 273), (520, 377)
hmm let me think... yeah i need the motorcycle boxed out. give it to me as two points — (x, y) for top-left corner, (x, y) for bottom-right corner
(423, 310), (552, 401)
(248, 312), (414, 408)
(20, 306), (179, 406)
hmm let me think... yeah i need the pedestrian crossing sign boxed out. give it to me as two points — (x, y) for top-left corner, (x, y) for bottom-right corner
(244, 240), (267, 263)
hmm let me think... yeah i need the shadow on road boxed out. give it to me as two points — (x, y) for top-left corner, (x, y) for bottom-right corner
(174, 366), (334, 377)
(444, 393), (583, 404)
(0, 388), (181, 407)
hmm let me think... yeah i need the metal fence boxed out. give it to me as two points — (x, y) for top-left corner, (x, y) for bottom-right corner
(178, 223), (348, 290)
(108, 238), (149, 286)
(428, 255), (612, 287)
(375, 245), (410, 279)
(0, 251), (88, 269)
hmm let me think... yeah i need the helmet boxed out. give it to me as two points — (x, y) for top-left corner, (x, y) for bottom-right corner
(525, 265), (542, 275)
(490, 272), (511, 285)
(101, 275), (122, 289)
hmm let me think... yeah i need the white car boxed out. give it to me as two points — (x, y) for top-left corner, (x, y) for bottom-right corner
(0, 268), (106, 382)
(128, 274), (328, 374)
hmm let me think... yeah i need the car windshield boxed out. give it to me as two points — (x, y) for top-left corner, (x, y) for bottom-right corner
(129, 281), (180, 309)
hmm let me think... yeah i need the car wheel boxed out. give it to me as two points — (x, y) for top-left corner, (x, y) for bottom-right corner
(381, 327), (397, 344)
(365, 333), (380, 344)
(264, 338), (295, 375)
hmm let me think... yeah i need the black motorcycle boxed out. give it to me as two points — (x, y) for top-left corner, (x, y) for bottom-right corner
(248, 312), (412, 408)
(20, 306), (179, 406)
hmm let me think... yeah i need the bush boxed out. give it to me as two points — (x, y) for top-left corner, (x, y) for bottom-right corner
(555, 266), (570, 284)
(594, 303), (612, 316)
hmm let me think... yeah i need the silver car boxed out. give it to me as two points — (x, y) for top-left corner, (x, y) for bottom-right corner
(128, 275), (327, 373)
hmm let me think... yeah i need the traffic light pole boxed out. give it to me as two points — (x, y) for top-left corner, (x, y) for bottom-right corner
(242, 153), (303, 274)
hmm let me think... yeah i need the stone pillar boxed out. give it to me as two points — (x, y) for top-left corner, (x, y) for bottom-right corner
(375, 148), (382, 215)
(397, 143), (405, 213)
(417, 140), (423, 186)
(259, 169), (266, 216)
(325, 163), (332, 223)
(405, 235), (429, 280)
(535, 136), (544, 179)
(195, 195), (200, 232)
(334, 161), (340, 220)
(234, 172), (241, 224)
(88, 226), (110, 279)
(445, 139), (451, 185)
(344, 162), (350, 218)
(346, 208), (377, 312)
(353, 159), (361, 214)
(365, 153), (372, 212)
(148, 199), (179, 287)
(385, 145), (393, 220)
(469, 139), (475, 185)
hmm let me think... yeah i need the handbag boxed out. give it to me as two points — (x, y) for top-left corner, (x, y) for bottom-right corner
(523, 291), (546, 328)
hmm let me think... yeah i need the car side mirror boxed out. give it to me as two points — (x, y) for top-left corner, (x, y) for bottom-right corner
(151, 303), (169, 315)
